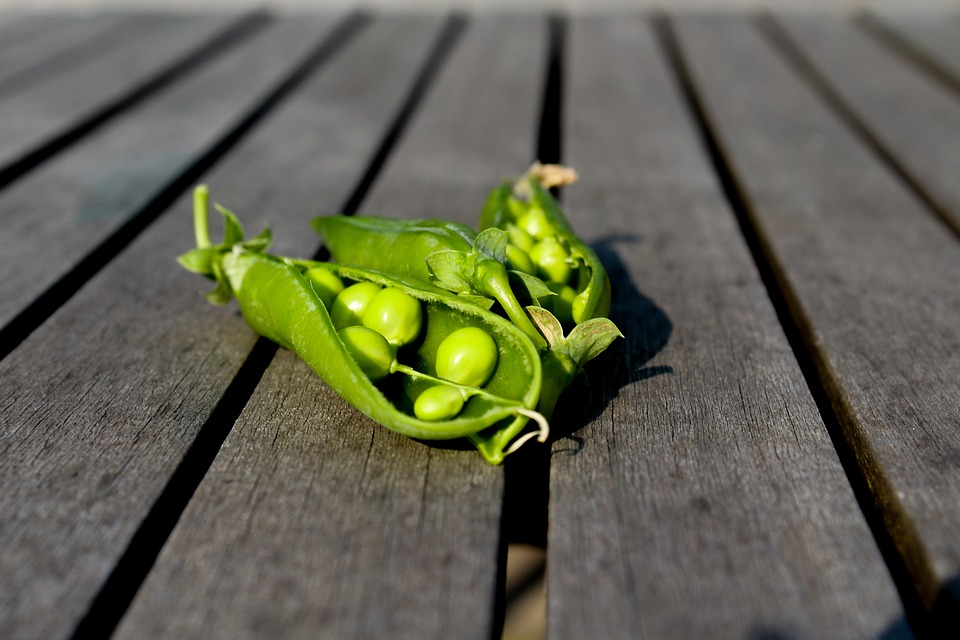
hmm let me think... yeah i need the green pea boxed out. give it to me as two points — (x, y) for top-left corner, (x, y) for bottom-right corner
(516, 208), (554, 240)
(543, 282), (577, 325)
(305, 267), (344, 309)
(507, 196), (529, 220)
(362, 287), (423, 346)
(506, 222), (535, 252)
(413, 385), (465, 421)
(529, 237), (572, 284)
(572, 289), (591, 324)
(505, 244), (536, 276)
(338, 325), (393, 382)
(436, 327), (498, 387)
(330, 281), (381, 329)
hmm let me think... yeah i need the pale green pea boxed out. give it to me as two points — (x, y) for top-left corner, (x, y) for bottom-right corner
(516, 208), (554, 240)
(506, 222), (535, 252)
(338, 325), (394, 382)
(572, 289), (591, 324)
(330, 281), (381, 329)
(362, 287), (423, 346)
(529, 237), (572, 284)
(413, 385), (465, 421)
(505, 244), (536, 276)
(305, 267), (344, 309)
(507, 196), (529, 220)
(435, 327), (498, 387)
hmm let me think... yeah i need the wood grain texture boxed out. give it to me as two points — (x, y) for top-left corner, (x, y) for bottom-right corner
(0, 13), (135, 96)
(361, 14), (547, 223)
(0, 18), (336, 333)
(773, 13), (960, 235)
(117, 15), (549, 639)
(676, 13), (960, 618)
(865, 9), (960, 84)
(0, 16), (349, 640)
(0, 13), (239, 170)
(0, 14), (84, 59)
(546, 15), (905, 639)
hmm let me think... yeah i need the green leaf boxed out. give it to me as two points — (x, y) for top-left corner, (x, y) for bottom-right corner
(562, 318), (623, 367)
(203, 260), (233, 305)
(526, 306), (564, 347)
(509, 270), (555, 300)
(215, 203), (245, 245)
(474, 227), (508, 262)
(241, 227), (272, 253)
(176, 247), (216, 276)
(425, 250), (479, 293)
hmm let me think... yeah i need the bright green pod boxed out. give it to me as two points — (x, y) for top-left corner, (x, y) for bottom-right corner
(180, 187), (548, 464)
(312, 215), (475, 282)
(224, 255), (545, 450)
(473, 171), (622, 436)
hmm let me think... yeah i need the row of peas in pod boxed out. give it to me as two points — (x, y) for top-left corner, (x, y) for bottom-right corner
(305, 268), (501, 423)
(179, 165), (620, 464)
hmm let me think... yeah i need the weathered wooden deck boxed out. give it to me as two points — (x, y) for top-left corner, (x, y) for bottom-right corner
(1, 8), (958, 638)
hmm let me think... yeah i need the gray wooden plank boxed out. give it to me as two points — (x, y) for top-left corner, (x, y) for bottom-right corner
(361, 15), (545, 220)
(116, 15), (549, 639)
(0, 15), (352, 640)
(547, 15), (906, 639)
(0, 13), (78, 54)
(0, 13), (135, 95)
(864, 9), (960, 85)
(0, 17), (337, 337)
(0, 13), (242, 171)
(772, 13), (960, 236)
(676, 13), (960, 620)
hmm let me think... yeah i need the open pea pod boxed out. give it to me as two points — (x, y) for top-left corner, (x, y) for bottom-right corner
(180, 186), (547, 464)
(313, 214), (548, 349)
(475, 166), (623, 427)
(478, 168), (612, 325)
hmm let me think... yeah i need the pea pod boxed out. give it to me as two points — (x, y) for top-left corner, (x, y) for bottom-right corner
(312, 214), (548, 350)
(179, 186), (548, 464)
(475, 165), (622, 427)
(478, 168), (612, 324)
